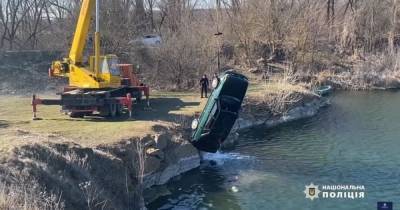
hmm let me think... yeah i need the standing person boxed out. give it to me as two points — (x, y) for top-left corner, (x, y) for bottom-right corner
(200, 74), (209, 98)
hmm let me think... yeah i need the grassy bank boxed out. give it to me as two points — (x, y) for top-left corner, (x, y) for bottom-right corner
(0, 91), (206, 155)
(0, 79), (319, 209)
(0, 90), (207, 209)
(0, 78), (318, 154)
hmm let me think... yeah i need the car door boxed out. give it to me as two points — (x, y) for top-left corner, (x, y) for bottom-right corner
(201, 99), (220, 135)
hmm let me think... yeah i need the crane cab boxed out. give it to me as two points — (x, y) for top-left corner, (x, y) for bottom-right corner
(67, 54), (122, 89)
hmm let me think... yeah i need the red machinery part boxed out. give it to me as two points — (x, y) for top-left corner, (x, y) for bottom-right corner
(118, 64), (140, 86)
(48, 67), (54, 77)
(31, 95), (62, 119)
(32, 93), (140, 119)
(118, 93), (133, 117)
(142, 86), (150, 107)
(31, 94), (42, 119)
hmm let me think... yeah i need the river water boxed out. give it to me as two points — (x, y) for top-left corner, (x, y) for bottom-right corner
(149, 91), (400, 210)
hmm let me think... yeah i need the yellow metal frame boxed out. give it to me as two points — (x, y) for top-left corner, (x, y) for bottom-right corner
(69, 0), (92, 64)
(51, 0), (121, 89)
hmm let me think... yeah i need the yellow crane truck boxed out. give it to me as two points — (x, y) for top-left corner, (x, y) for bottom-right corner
(31, 0), (149, 119)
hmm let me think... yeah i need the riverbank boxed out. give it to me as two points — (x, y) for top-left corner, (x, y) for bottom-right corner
(0, 86), (327, 209)
(149, 90), (400, 209)
(0, 51), (328, 209)
(0, 92), (205, 209)
(0, 126), (201, 209)
(222, 82), (327, 148)
(143, 83), (327, 205)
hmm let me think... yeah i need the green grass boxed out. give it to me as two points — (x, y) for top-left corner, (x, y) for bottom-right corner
(0, 92), (207, 154)
(0, 81), (309, 155)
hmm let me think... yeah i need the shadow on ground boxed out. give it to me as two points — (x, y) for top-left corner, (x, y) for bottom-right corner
(42, 97), (201, 123)
(134, 97), (200, 121)
(0, 120), (9, 128)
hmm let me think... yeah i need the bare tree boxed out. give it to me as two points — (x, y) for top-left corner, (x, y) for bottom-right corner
(0, 0), (31, 50)
(21, 0), (47, 49)
(0, 0), (400, 89)
(145, 0), (157, 31)
(389, 0), (397, 54)
(327, 0), (335, 25)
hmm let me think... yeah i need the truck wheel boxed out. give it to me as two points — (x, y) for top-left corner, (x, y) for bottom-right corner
(109, 103), (117, 118)
(116, 104), (123, 116)
(69, 112), (84, 118)
(136, 91), (142, 103)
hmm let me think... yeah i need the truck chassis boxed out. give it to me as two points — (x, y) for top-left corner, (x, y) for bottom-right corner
(32, 85), (149, 119)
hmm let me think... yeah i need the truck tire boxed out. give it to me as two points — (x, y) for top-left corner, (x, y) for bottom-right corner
(116, 104), (123, 116)
(69, 112), (85, 118)
(136, 91), (142, 103)
(109, 103), (117, 118)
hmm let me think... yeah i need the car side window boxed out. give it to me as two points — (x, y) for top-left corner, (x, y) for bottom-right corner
(203, 100), (219, 132)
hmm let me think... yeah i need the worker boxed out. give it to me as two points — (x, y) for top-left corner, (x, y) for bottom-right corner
(200, 74), (209, 98)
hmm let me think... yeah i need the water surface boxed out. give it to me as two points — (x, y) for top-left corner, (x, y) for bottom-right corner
(149, 91), (400, 210)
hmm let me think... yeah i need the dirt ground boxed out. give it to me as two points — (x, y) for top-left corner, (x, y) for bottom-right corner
(0, 91), (206, 155)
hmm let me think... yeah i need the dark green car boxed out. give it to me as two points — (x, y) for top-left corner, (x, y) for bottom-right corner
(190, 70), (248, 153)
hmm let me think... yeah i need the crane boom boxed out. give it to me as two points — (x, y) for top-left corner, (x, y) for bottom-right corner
(69, 0), (94, 65)
(50, 0), (120, 88)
